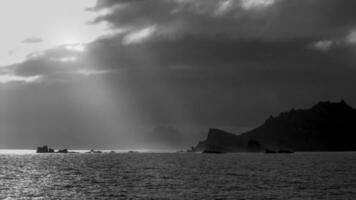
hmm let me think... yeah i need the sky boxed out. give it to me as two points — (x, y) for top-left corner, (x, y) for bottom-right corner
(1, 0), (356, 150)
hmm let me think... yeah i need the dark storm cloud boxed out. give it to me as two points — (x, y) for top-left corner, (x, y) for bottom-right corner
(92, 0), (356, 40)
(86, 0), (356, 126)
(77, 33), (355, 128)
(86, 34), (352, 71)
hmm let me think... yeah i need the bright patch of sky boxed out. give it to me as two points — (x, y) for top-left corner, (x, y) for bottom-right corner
(312, 40), (334, 51)
(0, 0), (108, 67)
(215, 0), (234, 15)
(122, 26), (157, 45)
(241, 0), (275, 9)
(347, 30), (356, 44)
(0, 74), (41, 84)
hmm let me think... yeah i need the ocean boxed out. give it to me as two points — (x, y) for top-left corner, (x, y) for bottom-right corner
(0, 152), (355, 199)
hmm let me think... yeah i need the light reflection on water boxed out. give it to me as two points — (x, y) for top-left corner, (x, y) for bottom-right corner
(0, 150), (36, 154)
(0, 152), (356, 199)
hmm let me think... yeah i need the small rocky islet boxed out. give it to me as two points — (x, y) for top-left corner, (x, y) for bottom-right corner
(35, 146), (124, 154)
(36, 145), (74, 153)
(36, 145), (103, 154)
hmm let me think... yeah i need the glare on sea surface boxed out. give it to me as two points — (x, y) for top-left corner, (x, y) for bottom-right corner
(0, 149), (35, 154)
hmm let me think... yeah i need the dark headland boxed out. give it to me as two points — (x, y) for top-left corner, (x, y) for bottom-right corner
(193, 100), (356, 153)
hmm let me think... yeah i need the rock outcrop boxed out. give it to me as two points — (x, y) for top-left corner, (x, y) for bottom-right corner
(86, 149), (102, 154)
(36, 146), (72, 153)
(36, 145), (54, 153)
(193, 100), (356, 152)
(57, 149), (68, 153)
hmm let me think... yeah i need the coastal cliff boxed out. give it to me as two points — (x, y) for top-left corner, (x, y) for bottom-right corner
(193, 100), (356, 152)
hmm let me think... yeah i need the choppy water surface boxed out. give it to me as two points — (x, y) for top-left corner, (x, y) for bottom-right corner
(0, 152), (355, 199)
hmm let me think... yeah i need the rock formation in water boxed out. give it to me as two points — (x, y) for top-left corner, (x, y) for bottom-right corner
(193, 100), (356, 152)
(57, 149), (68, 153)
(36, 146), (73, 153)
(36, 145), (55, 153)
(86, 149), (102, 154)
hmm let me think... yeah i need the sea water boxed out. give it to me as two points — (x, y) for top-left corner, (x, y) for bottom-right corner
(0, 152), (355, 199)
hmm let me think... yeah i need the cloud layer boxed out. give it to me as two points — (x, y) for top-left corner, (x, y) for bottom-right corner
(92, 0), (356, 41)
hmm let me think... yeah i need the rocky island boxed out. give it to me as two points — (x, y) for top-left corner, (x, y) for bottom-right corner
(36, 145), (55, 153)
(193, 100), (356, 153)
(36, 145), (73, 153)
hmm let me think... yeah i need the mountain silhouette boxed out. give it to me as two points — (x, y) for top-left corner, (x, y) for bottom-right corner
(193, 100), (356, 152)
